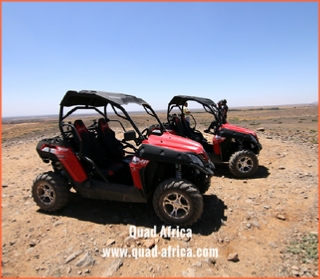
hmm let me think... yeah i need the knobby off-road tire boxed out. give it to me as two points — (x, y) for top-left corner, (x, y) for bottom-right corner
(228, 150), (259, 178)
(153, 179), (204, 227)
(32, 171), (70, 212)
(197, 177), (211, 195)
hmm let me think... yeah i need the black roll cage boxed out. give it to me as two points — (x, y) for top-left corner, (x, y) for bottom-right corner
(58, 91), (167, 144)
(167, 96), (225, 125)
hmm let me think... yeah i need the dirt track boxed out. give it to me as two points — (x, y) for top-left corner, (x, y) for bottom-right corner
(1, 106), (318, 277)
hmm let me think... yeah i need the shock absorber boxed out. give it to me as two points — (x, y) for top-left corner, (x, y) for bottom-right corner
(175, 164), (182, 179)
(238, 139), (243, 150)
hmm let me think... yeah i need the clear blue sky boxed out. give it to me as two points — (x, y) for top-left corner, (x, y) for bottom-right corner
(2, 1), (318, 117)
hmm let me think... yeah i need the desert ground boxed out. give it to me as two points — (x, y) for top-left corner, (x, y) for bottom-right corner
(1, 104), (318, 277)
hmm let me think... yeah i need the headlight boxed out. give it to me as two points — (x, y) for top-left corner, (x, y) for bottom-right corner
(188, 154), (204, 167)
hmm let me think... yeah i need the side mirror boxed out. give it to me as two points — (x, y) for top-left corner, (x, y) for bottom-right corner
(124, 130), (136, 141)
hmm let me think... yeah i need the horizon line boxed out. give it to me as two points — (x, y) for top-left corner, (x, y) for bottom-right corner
(2, 102), (318, 119)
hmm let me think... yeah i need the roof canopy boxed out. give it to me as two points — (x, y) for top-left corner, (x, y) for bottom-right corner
(60, 90), (148, 107)
(168, 95), (216, 107)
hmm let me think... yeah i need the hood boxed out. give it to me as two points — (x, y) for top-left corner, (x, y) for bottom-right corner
(143, 131), (205, 155)
(221, 123), (257, 137)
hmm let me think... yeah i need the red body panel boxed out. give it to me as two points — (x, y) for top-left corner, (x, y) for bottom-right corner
(212, 136), (225, 155)
(221, 123), (258, 137)
(129, 157), (150, 189)
(143, 131), (204, 154)
(55, 147), (88, 183)
(41, 144), (88, 183)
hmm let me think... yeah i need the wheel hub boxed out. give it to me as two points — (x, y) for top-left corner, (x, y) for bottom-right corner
(237, 156), (253, 173)
(38, 184), (55, 205)
(162, 192), (190, 220)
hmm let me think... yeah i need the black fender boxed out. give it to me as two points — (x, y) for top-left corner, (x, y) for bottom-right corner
(219, 129), (262, 150)
(136, 144), (214, 176)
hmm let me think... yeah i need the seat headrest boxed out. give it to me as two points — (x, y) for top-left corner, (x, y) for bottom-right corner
(98, 118), (110, 130)
(74, 120), (88, 134)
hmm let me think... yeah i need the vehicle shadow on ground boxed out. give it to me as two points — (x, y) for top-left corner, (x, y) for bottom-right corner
(213, 164), (270, 179)
(38, 193), (227, 236)
(191, 194), (227, 235)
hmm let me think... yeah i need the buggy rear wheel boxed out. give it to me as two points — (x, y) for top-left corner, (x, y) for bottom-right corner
(153, 179), (203, 227)
(32, 171), (70, 212)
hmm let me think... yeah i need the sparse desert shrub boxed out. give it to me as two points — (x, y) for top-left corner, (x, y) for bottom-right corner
(310, 137), (318, 144)
(286, 232), (318, 263)
(247, 107), (279, 111)
(229, 117), (239, 122)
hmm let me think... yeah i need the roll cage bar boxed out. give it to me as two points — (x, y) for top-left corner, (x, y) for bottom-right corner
(58, 90), (167, 142)
(167, 95), (225, 124)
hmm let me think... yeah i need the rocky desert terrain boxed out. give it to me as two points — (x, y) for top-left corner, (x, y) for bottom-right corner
(1, 104), (318, 277)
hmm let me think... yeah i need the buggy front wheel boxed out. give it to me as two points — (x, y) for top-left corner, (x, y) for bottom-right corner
(153, 179), (203, 227)
(228, 150), (259, 178)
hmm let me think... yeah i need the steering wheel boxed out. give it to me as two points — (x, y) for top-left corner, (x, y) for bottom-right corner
(130, 127), (149, 146)
(121, 140), (137, 154)
(167, 114), (174, 123)
(140, 127), (150, 137)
